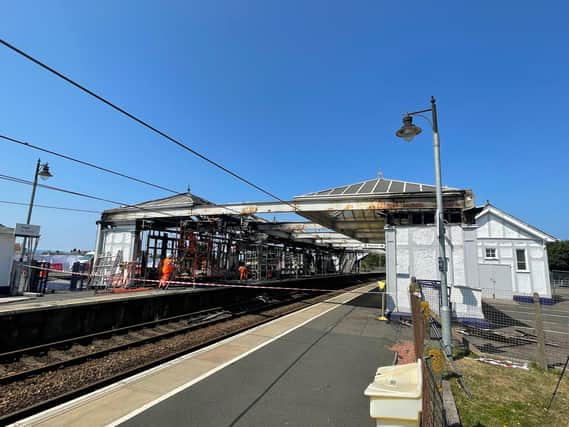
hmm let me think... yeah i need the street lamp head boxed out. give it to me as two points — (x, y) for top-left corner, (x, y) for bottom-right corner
(38, 163), (53, 180)
(396, 115), (422, 142)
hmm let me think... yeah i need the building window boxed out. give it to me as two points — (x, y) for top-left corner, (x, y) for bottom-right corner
(392, 213), (409, 225)
(516, 249), (528, 271)
(485, 248), (497, 259)
(411, 213), (423, 225)
(423, 212), (435, 224)
(443, 211), (463, 224)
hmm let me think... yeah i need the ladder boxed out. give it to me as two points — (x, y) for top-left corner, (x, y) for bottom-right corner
(89, 251), (122, 290)
(244, 247), (259, 280)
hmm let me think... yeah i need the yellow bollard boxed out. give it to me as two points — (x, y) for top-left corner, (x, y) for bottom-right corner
(377, 280), (388, 321)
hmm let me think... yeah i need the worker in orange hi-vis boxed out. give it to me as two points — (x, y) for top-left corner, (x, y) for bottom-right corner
(159, 254), (174, 289)
(238, 263), (249, 281)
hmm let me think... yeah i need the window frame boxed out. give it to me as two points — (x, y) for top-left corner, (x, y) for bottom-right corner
(515, 249), (528, 271)
(485, 247), (498, 259)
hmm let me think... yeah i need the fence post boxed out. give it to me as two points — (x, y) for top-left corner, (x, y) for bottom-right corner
(410, 293), (423, 358)
(533, 292), (547, 370)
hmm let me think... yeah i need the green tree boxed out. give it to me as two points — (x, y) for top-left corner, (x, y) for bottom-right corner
(361, 253), (384, 271)
(547, 240), (569, 271)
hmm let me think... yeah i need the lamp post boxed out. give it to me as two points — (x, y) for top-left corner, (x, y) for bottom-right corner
(20, 159), (53, 261)
(395, 96), (452, 356)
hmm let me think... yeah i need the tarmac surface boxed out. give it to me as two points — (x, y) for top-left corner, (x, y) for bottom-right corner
(120, 291), (404, 427)
(15, 283), (408, 427)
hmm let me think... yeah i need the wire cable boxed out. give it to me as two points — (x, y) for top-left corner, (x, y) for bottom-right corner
(0, 38), (296, 209)
(0, 199), (100, 214)
(0, 173), (251, 218)
(0, 134), (248, 217)
(0, 173), (123, 205)
(0, 134), (178, 194)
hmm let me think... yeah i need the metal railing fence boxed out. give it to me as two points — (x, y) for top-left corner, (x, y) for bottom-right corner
(418, 284), (569, 369)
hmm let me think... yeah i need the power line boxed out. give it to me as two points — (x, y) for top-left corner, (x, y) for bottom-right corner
(0, 200), (100, 214)
(0, 173), (124, 205)
(0, 135), (248, 215)
(0, 133), (246, 217)
(0, 134), (178, 194)
(0, 38), (296, 209)
(0, 173), (251, 218)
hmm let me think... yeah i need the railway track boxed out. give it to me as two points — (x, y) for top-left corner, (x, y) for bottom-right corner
(0, 292), (309, 384)
(0, 288), (341, 424)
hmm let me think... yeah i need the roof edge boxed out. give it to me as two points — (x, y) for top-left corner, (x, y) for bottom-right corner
(475, 204), (558, 243)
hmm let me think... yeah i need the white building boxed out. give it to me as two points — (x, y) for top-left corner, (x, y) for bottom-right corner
(476, 203), (557, 301)
(0, 225), (15, 293)
(385, 204), (557, 319)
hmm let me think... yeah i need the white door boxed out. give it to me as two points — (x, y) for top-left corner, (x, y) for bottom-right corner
(479, 264), (512, 300)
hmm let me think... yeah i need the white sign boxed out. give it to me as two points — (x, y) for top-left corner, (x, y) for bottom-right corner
(15, 223), (41, 237)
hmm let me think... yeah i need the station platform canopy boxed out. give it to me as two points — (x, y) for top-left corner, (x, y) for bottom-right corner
(100, 177), (475, 249)
(292, 178), (474, 244)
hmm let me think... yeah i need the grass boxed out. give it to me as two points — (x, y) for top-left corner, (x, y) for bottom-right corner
(450, 357), (569, 427)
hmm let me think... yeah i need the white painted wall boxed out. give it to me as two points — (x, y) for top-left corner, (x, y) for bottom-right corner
(101, 227), (136, 262)
(385, 224), (484, 320)
(0, 226), (15, 288)
(384, 206), (555, 320)
(476, 210), (552, 298)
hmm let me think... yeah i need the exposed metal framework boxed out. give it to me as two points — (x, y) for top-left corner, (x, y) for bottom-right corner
(101, 178), (474, 246)
(95, 177), (474, 288)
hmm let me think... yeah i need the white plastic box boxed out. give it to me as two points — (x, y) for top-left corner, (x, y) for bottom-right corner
(364, 359), (422, 427)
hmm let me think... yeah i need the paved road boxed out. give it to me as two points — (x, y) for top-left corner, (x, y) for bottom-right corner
(485, 299), (569, 335)
(122, 293), (406, 427)
(475, 298), (569, 366)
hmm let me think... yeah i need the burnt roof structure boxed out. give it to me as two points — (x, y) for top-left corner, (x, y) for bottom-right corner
(99, 177), (475, 248)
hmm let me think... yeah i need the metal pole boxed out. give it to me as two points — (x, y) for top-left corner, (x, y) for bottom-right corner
(20, 159), (41, 261)
(431, 96), (452, 355)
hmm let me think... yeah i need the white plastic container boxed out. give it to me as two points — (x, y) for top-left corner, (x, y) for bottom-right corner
(364, 359), (422, 427)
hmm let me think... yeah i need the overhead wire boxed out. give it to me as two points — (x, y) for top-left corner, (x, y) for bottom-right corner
(0, 173), (250, 218)
(0, 38), (297, 210)
(0, 199), (100, 214)
(0, 133), (249, 217)
(0, 173), (124, 205)
(0, 134), (178, 194)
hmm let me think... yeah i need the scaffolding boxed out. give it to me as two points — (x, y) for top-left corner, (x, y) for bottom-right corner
(96, 215), (361, 288)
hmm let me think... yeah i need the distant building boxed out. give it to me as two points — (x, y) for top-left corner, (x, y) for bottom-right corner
(0, 225), (15, 293)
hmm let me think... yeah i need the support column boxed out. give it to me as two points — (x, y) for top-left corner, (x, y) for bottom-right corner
(93, 222), (104, 269)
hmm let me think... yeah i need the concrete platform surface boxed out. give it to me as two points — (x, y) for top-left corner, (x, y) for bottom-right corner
(0, 273), (376, 316)
(0, 296), (33, 304)
(15, 283), (406, 427)
(0, 287), (207, 315)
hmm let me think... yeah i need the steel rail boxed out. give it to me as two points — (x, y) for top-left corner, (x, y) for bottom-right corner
(0, 291), (314, 385)
(0, 289), (330, 425)
(0, 305), (227, 362)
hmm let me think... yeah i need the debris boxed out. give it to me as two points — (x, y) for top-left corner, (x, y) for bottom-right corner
(478, 357), (529, 370)
(389, 341), (415, 365)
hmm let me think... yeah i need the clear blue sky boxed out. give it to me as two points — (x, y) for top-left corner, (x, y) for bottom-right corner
(1, 1), (568, 249)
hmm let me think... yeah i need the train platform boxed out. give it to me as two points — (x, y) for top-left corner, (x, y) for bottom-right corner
(0, 273), (378, 316)
(13, 282), (409, 427)
(0, 287), (206, 315)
